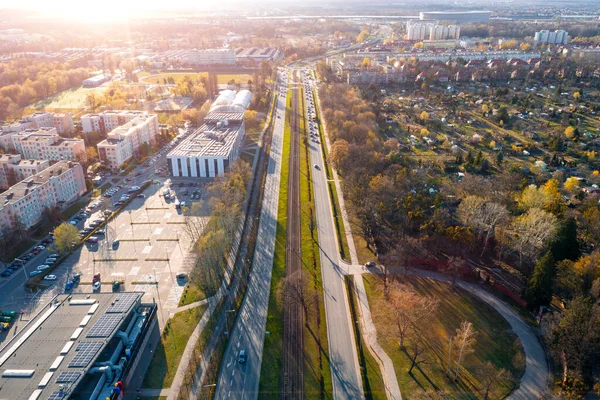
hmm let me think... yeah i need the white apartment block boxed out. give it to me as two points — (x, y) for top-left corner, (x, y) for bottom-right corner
(1, 112), (74, 136)
(81, 110), (150, 134)
(534, 30), (569, 45)
(97, 114), (159, 170)
(0, 161), (86, 230)
(18, 130), (86, 162)
(407, 22), (460, 41)
(186, 48), (236, 66)
(0, 154), (49, 189)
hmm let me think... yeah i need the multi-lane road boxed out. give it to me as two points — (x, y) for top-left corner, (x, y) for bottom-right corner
(302, 71), (364, 399)
(214, 68), (288, 399)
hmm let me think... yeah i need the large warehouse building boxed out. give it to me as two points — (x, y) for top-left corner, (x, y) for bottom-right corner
(167, 90), (252, 178)
(0, 292), (157, 400)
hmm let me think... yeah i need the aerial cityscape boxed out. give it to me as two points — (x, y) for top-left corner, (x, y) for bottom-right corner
(1, 1), (600, 399)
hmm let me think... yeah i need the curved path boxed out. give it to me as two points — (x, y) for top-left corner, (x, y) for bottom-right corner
(407, 269), (549, 400)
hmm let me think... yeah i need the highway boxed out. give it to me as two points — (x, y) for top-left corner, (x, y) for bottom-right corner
(302, 71), (365, 399)
(214, 68), (288, 399)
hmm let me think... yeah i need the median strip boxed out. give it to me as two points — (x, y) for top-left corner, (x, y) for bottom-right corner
(93, 258), (138, 262)
(144, 258), (169, 261)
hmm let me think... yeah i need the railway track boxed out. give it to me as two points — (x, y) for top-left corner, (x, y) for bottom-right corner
(281, 87), (304, 400)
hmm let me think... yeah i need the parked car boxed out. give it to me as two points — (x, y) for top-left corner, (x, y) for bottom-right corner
(93, 273), (101, 283)
(176, 273), (187, 280)
(72, 274), (81, 283)
(29, 270), (43, 277)
(93, 281), (101, 292)
(44, 275), (57, 281)
(36, 265), (50, 271)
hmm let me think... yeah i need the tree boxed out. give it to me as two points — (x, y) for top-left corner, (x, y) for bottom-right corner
(42, 206), (62, 228)
(565, 126), (576, 139)
(453, 321), (477, 381)
(86, 147), (98, 162)
(524, 252), (556, 310)
(477, 361), (512, 400)
(564, 177), (579, 192)
(519, 42), (532, 52)
(511, 208), (558, 267)
(85, 92), (100, 112)
(445, 256), (466, 288)
(278, 270), (314, 324)
(52, 222), (80, 254)
(413, 42), (424, 49)
(408, 337), (428, 374)
(420, 128), (429, 137)
(329, 139), (350, 170)
(551, 217), (580, 262)
(481, 104), (489, 115)
(419, 111), (430, 122)
(457, 196), (508, 254)
(573, 92), (581, 101)
(356, 29), (369, 43)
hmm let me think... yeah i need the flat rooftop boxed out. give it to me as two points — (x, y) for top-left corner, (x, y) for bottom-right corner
(167, 117), (243, 159)
(0, 292), (144, 400)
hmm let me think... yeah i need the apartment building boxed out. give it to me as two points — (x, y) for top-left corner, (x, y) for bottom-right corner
(18, 130), (86, 162)
(0, 154), (49, 189)
(0, 161), (86, 230)
(534, 30), (569, 45)
(0, 112), (74, 136)
(97, 114), (159, 170)
(81, 110), (150, 134)
(407, 22), (460, 41)
(186, 48), (236, 66)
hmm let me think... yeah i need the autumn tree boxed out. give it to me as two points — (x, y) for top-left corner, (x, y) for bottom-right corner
(477, 361), (512, 400)
(445, 256), (466, 288)
(564, 177), (580, 193)
(457, 196), (508, 254)
(52, 222), (80, 254)
(511, 208), (558, 267)
(419, 111), (430, 122)
(329, 139), (350, 170)
(452, 321), (477, 381)
(564, 126), (576, 139)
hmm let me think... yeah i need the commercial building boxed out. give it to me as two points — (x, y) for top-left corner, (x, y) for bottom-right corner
(419, 11), (492, 22)
(96, 114), (159, 170)
(82, 73), (112, 87)
(407, 22), (460, 41)
(167, 90), (251, 178)
(18, 130), (86, 162)
(0, 154), (49, 189)
(186, 48), (236, 66)
(534, 29), (569, 44)
(235, 47), (281, 64)
(0, 161), (86, 229)
(81, 110), (151, 134)
(0, 292), (157, 400)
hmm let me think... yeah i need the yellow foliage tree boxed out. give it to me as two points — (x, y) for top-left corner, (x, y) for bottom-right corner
(489, 140), (496, 149)
(564, 177), (580, 192)
(420, 111), (429, 121)
(520, 42), (532, 52)
(420, 128), (430, 137)
(482, 104), (489, 114)
(565, 126), (576, 139)
(413, 42), (424, 49)
(574, 92), (581, 101)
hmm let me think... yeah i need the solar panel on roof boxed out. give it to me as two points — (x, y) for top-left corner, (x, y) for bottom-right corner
(68, 341), (103, 368)
(106, 293), (138, 313)
(87, 315), (123, 338)
(56, 371), (81, 383)
(47, 391), (67, 400)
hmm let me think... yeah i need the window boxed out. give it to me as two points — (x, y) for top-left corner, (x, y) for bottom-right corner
(186, 158), (191, 177)
(204, 159), (209, 177)
(195, 159), (200, 177)
(177, 159), (182, 177)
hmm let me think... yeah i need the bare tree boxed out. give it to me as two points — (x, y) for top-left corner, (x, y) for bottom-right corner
(444, 256), (466, 288)
(477, 361), (512, 400)
(277, 270), (314, 324)
(408, 337), (428, 374)
(511, 207), (558, 267)
(457, 196), (508, 255)
(453, 321), (477, 381)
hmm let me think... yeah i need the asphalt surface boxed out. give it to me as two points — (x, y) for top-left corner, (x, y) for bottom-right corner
(214, 68), (288, 399)
(303, 70), (364, 399)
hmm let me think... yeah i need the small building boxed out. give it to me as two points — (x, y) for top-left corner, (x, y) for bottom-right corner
(82, 73), (112, 88)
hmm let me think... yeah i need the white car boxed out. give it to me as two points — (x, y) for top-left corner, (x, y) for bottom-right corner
(36, 265), (50, 271)
(44, 275), (57, 281)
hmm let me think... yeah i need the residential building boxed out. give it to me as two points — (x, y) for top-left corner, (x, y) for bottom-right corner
(81, 110), (150, 134)
(1, 112), (74, 136)
(0, 154), (49, 189)
(0, 292), (156, 400)
(18, 130), (86, 162)
(52, 113), (75, 135)
(0, 161), (86, 229)
(96, 114), (159, 170)
(167, 91), (251, 178)
(186, 48), (236, 66)
(82, 73), (111, 87)
(534, 29), (569, 44)
(407, 22), (460, 41)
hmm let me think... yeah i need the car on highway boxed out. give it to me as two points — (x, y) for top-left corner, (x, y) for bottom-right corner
(314, 164), (320, 170)
(238, 350), (247, 364)
(44, 275), (57, 281)
(29, 270), (43, 277)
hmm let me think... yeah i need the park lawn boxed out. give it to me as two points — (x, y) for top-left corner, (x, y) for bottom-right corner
(298, 88), (333, 397)
(30, 85), (107, 110)
(363, 274), (525, 399)
(139, 72), (254, 85)
(178, 283), (206, 307)
(142, 305), (207, 388)
(258, 89), (292, 398)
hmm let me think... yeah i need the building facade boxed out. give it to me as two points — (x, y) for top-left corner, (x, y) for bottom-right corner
(1, 112), (74, 136)
(18, 130), (86, 162)
(186, 48), (236, 66)
(407, 22), (460, 41)
(81, 110), (150, 134)
(96, 114), (159, 170)
(0, 161), (86, 229)
(534, 30), (569, 44)
(0, 154), (49, 189)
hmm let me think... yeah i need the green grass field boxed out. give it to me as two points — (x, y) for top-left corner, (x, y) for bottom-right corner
(364, 274), (525, 399)
(142, 305), (207, 388)
(30, 85), (108, 110)
(178, 283), (206, 307)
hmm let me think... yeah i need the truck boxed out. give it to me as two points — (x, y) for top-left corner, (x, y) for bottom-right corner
(2, 311), (17, 318)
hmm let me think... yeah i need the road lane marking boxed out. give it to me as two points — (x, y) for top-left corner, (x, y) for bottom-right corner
(142, 246), (152, 254)
(128, 267), (140, 276)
